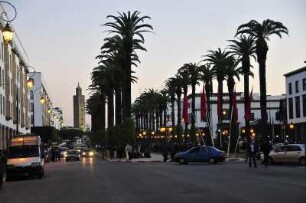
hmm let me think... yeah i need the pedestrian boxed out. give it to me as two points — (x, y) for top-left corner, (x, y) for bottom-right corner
(0, 150), (6, 189)
(162, 142), (168, 162)
(261, 140), (272, 167)
(247, 138), (258, 168)
(169, 141), (176, 161)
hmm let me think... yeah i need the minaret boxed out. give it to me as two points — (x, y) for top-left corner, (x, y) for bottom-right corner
(73, 82), (85, 130)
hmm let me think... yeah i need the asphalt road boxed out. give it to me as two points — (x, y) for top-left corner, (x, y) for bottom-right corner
(0, 158), (305, 203)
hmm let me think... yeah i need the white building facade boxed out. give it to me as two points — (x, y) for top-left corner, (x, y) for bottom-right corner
(29, 72), (64, 131)
(284, 66), (306, 142)
(0, 7), (32, 150)
(169, 92), (285, 140)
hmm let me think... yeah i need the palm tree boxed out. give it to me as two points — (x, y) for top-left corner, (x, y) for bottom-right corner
(158, 89), (169, 128)
(105, 11), (153, 120)
(179, 63), (201, 142)
(165, 77), (177, 128)
(205, 48), (232, 148)
(86, 92), (103, 133)
(198, 63), (214, 145)
(228, 35), (256, 142)
(174, 74), (183, 132)
(177, 67), (190, 136)
(236, 19), (288, 140)
(86, 91), (105, 146)
(224, 56), (239, 120)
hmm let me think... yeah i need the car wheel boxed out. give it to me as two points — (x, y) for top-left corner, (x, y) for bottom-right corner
(299, 157), (305, 166)
(209, 158), (217, 164)
(179, 158), (187, 164)
(0, 170), (5, 189)
(38, 169), (44, 179)
(268, 157), (274, 165)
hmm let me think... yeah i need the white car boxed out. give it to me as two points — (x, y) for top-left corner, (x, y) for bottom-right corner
(65, 150), (81, 162)
(262, 144), (306, 166)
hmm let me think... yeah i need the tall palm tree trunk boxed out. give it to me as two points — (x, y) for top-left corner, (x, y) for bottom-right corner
(259, 59), (268, 139)
(205, 84), (212, 146)
(191, 85), (196, 143)
(171, 99), (175, 127)
(177, 93), (182, 128)
(122, 52), (132, 120)
(115, 86), (122, 124)
(217, 81), (224, 148)
(107, 92), (114, 127)
(244, 71), (250, 143)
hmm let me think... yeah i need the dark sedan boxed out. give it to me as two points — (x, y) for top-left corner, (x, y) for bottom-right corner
(174, 145), (225, 164)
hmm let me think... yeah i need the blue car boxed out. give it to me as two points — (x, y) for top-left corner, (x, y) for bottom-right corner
(174, 145), (225, 164)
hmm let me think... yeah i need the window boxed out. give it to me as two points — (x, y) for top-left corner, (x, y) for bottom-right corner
(295, 96), (300, 118)
(303, 78), (306, 91)
(288, 83), (292, 95)
(303, 95), (306, 117)
(287, 146), (301, 152)
(31, 103), (34, 112)
(30, 90), (34, 99)
(295, 81), (299, 93)
(288, 98), (293, 119)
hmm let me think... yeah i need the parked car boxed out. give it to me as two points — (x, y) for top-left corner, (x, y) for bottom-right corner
(65, 150), (81, 162)
(174, 145), (225, 164)
(261, 144), (306, 166)
(81, 148), (95, 158)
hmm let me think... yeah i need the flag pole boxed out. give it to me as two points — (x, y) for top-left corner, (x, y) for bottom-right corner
(227, 100), (234, 158)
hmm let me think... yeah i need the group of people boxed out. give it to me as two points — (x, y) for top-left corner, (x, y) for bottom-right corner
(246, 138), (272, 168)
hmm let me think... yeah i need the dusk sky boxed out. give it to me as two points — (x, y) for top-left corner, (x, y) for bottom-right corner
(6, 0), (306, 127)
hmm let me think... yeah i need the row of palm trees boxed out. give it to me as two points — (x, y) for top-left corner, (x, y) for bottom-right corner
(86, 11), (152, 145)
(86, 11), (288, 147)
(132, 19), (288, 146)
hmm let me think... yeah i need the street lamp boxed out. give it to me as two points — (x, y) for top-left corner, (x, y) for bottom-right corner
(0, 1), (17, 43)
(289, 122), (294, 143)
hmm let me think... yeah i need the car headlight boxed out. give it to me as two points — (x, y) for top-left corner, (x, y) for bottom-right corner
(82, 152), (86, 156)
(89, 152), (94, 156)
(31, 162), (41, 167)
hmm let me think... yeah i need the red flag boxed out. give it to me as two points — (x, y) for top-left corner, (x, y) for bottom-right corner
(183, 93), (189, 124)
(201, 86), (207, 121)
(232, 89), (238, 122)
(244, 89), (253, 120)
(217, 92), (222, 119)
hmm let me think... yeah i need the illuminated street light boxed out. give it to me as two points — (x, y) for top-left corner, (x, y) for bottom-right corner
(0, 1), (17, 43)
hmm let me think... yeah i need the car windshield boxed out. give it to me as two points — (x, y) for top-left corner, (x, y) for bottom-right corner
(68, 151), (79, 155)
(8, 145), (39, 158)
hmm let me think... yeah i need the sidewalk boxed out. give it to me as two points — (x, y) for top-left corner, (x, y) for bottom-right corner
(97, 152), (245, 163)
(109, 153), (164, 162)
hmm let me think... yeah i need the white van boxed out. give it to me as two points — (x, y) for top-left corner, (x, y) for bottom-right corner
(6, 135), (45, 179)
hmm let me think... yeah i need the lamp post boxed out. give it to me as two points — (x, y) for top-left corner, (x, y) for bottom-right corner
(0, 1), (17, 43)
(289, 122), (294, 143)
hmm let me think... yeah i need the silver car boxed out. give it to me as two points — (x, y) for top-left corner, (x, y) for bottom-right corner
(65, 150), (81, 162)
(263, 144), (305, 166)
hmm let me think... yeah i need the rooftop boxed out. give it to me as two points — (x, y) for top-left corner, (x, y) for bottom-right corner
(284, 66), (306, 77)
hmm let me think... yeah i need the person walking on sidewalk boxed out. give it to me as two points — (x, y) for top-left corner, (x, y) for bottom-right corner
(247, 138), (258, 168)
